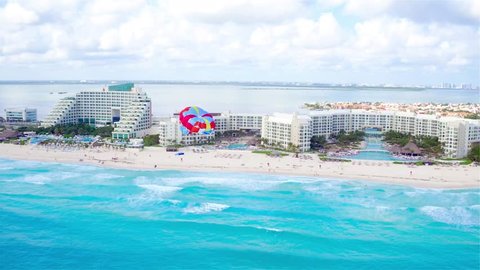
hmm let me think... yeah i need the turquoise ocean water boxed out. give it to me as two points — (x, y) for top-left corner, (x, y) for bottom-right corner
(1, 158), (479, 269)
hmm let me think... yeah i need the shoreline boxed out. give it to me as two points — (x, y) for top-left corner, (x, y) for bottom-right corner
(0, 144), (478, 189)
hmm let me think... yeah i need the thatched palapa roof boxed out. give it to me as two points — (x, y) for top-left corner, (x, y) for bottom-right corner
(391, 141), (421, 155)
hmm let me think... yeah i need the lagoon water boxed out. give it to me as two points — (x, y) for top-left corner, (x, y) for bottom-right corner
(1, 158), (479, 269)
(0, 83), (478, 119)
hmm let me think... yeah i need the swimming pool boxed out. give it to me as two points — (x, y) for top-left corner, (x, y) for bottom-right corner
(348, 136), (406, 161)
(349, 150), (404, 161)
(227, 143), (248, 150)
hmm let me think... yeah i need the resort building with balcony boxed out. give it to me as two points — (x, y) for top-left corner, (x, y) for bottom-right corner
(153, 111), (263, 146)
(151, 108), (479, 157)
(42, 83), (152, 139)
(307, 109), (479, 158)
(261, 113), (312, 152)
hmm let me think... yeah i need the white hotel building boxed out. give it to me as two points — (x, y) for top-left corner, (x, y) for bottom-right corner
(154, 112), (263, 146)
(153, 108), (479, 157)
(42, 83), (152, 139)
(4, 108), (37, 122)
(42, 85), (479, 158)
(261, 113), (312, 152)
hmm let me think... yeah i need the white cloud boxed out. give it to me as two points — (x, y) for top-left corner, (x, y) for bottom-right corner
(336, 0), (479, 25)
(343, 0), (393, 18)
(0, 0), (478, 82)
(166, 0), (305, 24)
(0, 2), (38, 25)
(348, 17), (478, 69)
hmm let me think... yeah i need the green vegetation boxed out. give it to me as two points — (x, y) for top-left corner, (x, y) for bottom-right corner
(93, 126), (115, 137)
(310, 135), (327, 150)
(465, 113), (480, 120)
(467, 144), (480, 162)
(259, 139), (291, 152)
(167, 144), (183, 148)
(143, 134), (159, 146)
(28, 124), (114, 138)
(460, 159), (473, 165)
(383, 130), (443, 156)
(319, 156), (351, 162)
(260, 138), (269, 145)
(415, 135), (443, 155)
(383, 130), (410, 146)
(395, 159), (473, 166)
(252, 150), (288, 157)
(286, 142), (299, 152)
(330, 130), (365, 147)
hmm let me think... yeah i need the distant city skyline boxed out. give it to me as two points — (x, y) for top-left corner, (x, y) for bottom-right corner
(0, 80), (477, 89)
(0, 0), (478, 85)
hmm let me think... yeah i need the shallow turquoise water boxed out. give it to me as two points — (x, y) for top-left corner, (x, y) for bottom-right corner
(1, 158), (479, 269)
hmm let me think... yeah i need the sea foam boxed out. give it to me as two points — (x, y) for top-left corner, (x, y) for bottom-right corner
(421, 206), (479, 226)
(138, 184), (182, 196)
(183, 202), (230, 214)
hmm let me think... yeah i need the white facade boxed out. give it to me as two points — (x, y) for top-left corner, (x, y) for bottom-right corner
(261, 113), (312, 152)
(42, 83), (152, 139)
(5, 108), (37, 122)
(155, 117), (215, 146)
(227, 112), (264, 131)
(156, 118), (180, 146)
(153, 112), (263, 146)
(41, 98), (76, 126)
(151, 108), (479, 157)
(307, 109), (479, 158)
(437, 118), (480, 158)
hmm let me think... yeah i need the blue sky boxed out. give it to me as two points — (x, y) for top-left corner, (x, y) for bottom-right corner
(0, 0), (478, 85)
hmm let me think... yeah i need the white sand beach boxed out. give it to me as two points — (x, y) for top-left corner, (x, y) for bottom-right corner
(0, 144), (478, 189)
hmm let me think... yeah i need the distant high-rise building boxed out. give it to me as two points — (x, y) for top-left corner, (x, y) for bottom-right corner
(442, 83), (453, 89)
(5, 108), (37, 122)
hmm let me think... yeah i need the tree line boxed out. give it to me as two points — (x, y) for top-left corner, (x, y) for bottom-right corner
(18, 124), (114, 138)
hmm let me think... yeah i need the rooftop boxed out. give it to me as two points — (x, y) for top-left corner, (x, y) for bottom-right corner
(108, 83), (135, 92)
(269, 113), (311, 124)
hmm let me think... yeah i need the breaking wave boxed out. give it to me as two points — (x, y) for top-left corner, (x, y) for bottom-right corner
(183, 202), (230, 214)
(421, 206), (479, 226)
